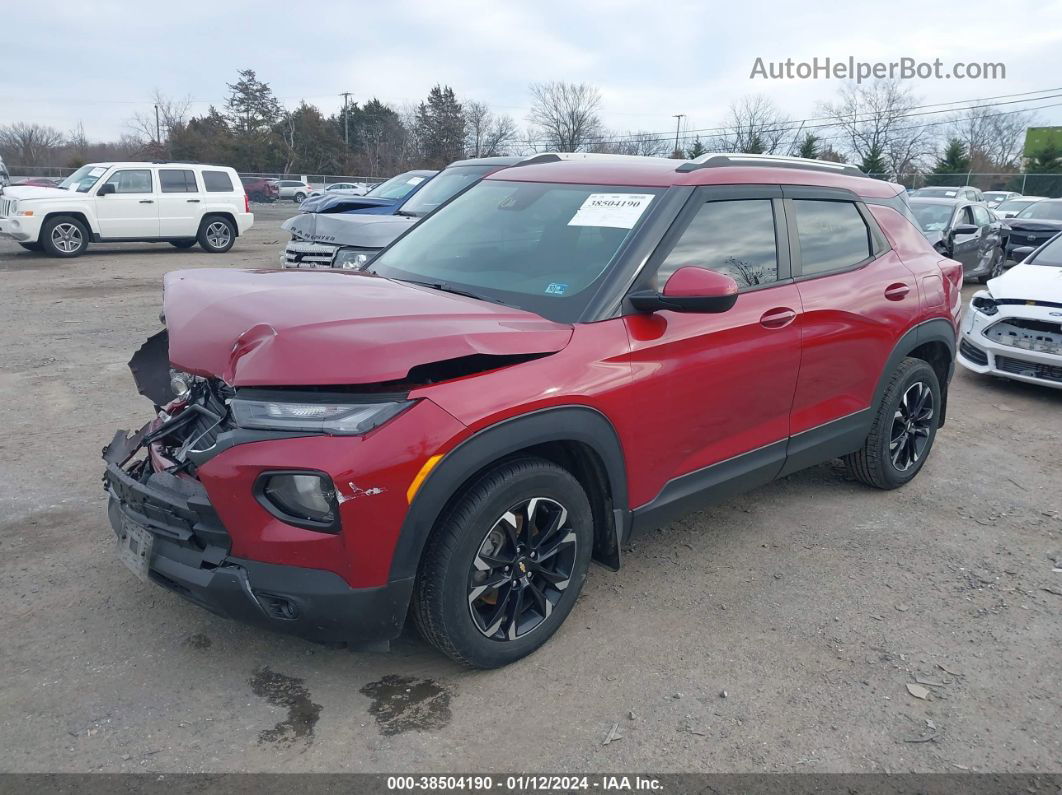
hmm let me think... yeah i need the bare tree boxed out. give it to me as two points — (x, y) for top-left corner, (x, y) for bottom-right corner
(128, 90), (192, 144)
(465, 101), (518, 157)
(818, 80), (933, 179)
(527, 81), (603, 152)
(948, 106), (1033, 170)
(589, 130), (667, 157)
(714, 95), (791, 154)
(0, 122), (65, 166)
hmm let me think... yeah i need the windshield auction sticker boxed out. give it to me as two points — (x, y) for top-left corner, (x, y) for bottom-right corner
(568, 193), (654, 229)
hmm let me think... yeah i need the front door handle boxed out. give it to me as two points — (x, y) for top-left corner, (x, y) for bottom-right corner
(138, 199), (154, 204)
(187, 199), (200, 203)
(884, 283), (910, 301)
(759, 307), (797, 329)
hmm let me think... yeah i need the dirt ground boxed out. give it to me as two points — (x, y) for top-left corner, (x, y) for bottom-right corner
(0, 203), (1059, 774)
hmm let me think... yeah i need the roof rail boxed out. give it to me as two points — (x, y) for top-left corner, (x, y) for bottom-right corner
(676, 153), (866, 178)
(517, 152), (672, 167)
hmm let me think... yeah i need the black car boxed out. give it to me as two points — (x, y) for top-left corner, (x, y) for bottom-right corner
(1003, 199), (1062, 263)
(909, 197), (1005, 282)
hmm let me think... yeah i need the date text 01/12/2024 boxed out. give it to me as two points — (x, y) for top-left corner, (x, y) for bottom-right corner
(385, 776), (663, 791)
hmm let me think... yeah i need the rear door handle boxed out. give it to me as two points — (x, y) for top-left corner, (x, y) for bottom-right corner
(138, 199), (154, 204)
(759, 307), (797, 329)
(187, 199), (200, 203)
(884, 283), (910, 301)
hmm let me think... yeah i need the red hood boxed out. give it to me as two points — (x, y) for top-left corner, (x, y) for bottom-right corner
(163, 269), (573, 386)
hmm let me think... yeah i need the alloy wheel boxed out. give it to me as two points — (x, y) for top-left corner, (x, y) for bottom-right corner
(467, 496), (577, 641)
(205, 221), (231, 249)
(889, 381), (934, 472)
(51, 222), (83, 253)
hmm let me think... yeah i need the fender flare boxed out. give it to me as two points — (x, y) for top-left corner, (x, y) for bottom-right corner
(387, 405), (629, 581)
(872, 317), (956, 423)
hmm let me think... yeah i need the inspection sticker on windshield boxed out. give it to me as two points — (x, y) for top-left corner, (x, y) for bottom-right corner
(568, 193), (654, 229)
(89, 167), (106, 177)
(407, 176), (425, 185)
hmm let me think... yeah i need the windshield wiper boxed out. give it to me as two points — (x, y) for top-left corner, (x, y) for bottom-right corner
(401, 279), (505, 304)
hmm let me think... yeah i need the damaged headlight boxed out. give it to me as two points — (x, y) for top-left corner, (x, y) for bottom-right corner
(333, 247), (375, 270)
(230, 397), (411, 435)
(972, 295), (998, 316)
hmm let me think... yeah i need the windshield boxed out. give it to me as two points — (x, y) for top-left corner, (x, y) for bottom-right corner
(910, 202), (954, 233)
(1029, 234), (1062, 267)
(58, 164), (108, 193)
(399, 165), (492, 217)
(369, 180), (660, 322)
(367, 172), (431, 200)
(997, 199), (1034, 213)
(1016, 201), (1062, 221)
(913, 187), (961, 198)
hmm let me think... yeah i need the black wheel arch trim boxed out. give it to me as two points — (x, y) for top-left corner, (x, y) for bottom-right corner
(388, 405), (630, 582)
(873, 317), (955, 427)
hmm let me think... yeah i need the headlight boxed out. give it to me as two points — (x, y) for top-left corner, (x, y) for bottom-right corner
(333, 247), (375, 269)
(256, 471), (339, 532)
(230, 397), (411, 435)
(972, 295), (998, 316)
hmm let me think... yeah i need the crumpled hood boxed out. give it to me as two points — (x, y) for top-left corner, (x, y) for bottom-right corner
(299, 194), (398, 214)
(1, 185), (76, 200)
(163, 269), (573, 387)
(281, 212), (415, 248)
(1004, 219), (1062, 232)
(987, 262), (1062, 303)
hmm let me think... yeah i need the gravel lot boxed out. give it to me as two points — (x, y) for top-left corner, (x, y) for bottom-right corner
(1, 203), (1059, 774)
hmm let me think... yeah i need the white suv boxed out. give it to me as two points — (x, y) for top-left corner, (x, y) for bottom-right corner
(0, 161), (254, 258)
(275, 179), (315, 202)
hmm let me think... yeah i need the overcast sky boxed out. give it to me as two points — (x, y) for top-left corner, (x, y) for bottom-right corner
(5, 0), (1062, 145)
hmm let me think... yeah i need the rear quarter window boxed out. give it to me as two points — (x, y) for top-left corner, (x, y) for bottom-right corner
(202, 170), (234, 192)
(793, 200), (872, 276)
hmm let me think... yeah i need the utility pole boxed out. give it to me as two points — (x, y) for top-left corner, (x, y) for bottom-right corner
(340, 91), (353, 145)
(672, 114), (685, 157)
(154, 103), (161, 144)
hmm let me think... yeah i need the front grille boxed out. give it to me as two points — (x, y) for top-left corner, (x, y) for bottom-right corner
(995, 355), (1062, 383)
(0, 198), (12, 217)
(960, 338), (988, 365)
(283, 241), (336, 268)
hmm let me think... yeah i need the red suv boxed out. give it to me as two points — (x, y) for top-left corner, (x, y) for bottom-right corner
(104, 154), (962, 668)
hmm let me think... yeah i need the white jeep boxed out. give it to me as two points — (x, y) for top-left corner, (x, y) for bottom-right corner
(0, 161), (254, 258)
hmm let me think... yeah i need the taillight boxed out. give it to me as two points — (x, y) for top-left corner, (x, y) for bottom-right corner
(244, 193), (250, 213)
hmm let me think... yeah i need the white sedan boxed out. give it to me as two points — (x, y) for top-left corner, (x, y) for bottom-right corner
(958, 235), (1062, 389)
(307, 182), (371, 198)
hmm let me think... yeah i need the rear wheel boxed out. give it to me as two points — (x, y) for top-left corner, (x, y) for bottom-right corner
(413, 457), (593, 668)
(979, 246), (1006, 283)
(197, 216), (235, 253)
(294, 192), (307, 203)
(18, 242), (43, 252)
(844, 358), (941, 489)
(40, 216), (89, 258)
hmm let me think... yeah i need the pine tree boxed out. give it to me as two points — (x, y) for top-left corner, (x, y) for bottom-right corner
(685, 136), (707, 159)
(796, 133), (819, 159)
(931, 138), (971, 176)
(415, 85), (467, 168)
(859, 144), (888, 178)
(225, 69), (282, 171)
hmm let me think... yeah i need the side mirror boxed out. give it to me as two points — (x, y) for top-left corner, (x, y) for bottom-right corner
(629, 266), (739, 314)
(951, 223), (978, 236)
(97, 183), (116, 196)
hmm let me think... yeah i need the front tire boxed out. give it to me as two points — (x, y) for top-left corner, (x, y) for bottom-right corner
(197, 216), (236, 253)
(40, 216), (89, 258)
(413, 457), (593, 668)
(844, 357), (941, 489)
(294, 192), (306, 203)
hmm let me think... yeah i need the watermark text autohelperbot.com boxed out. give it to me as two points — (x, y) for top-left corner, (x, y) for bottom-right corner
(750, 57), (1005, 82)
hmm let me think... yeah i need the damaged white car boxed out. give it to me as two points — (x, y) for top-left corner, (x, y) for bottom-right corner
(958, 232), (1062, 389)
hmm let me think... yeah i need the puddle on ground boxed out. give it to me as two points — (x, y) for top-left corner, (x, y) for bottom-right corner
(359, 674), (452, 736)
(250, 667), (322, 745)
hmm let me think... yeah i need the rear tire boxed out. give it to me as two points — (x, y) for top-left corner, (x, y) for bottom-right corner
(170, 240), (196, 249)
(18, 242), (43, 252)
(197, 216), (236, 253)
(978, 246), (1005, 283)
(412, 457), (593, 668)
(844, 358), (941, 489)
(40, 216), (89, 258)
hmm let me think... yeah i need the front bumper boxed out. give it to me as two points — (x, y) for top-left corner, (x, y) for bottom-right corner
(282, 240), (337, 268)
(957, 308), (1062, 390)
(0, 215), (40, 242)
(103, 428), (413, 645)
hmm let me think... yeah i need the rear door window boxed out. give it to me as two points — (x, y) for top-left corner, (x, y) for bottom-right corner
(792, 200), (872, 276)
(159, 169), (199, 193)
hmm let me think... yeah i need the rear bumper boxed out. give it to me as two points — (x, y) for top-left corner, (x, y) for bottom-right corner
(103, 430), (413, 645)
(234, 212), (254, 235)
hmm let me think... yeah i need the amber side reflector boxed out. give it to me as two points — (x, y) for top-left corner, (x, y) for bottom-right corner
(407, 454), (442, 503)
